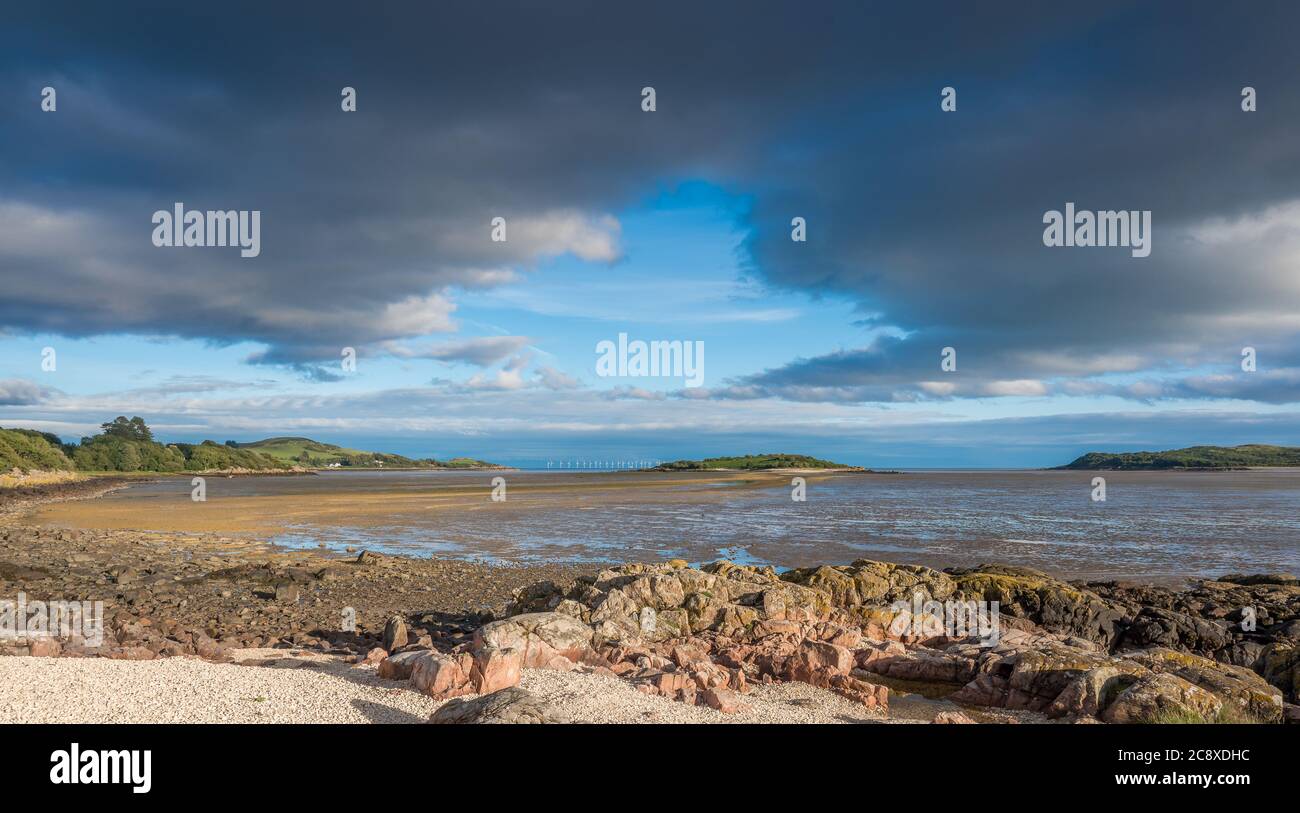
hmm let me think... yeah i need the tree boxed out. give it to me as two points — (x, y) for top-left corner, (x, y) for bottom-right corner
(100, 416), (154, 442)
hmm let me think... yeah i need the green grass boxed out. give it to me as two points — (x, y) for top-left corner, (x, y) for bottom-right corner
(1141, 705), (1265, 724)
(1059, 444), (1300, 470)
(173, 441), (290, 471)
(235, 437), (375, 466)
(235, 437), (499, 469)
(653, 453), (858, 471)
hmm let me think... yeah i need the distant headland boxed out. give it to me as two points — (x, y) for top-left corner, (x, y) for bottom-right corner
(0, 417), (504, 479)
(1057, 444), (1300, 470)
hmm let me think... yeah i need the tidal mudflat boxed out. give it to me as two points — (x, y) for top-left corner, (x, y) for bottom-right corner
(23, 468), (1300, 582)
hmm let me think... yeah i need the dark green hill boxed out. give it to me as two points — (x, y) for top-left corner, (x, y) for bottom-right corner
(1058, 445), (1300, 470)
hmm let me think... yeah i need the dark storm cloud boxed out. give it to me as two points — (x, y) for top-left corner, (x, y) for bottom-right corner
(1, 1), (1298, 402)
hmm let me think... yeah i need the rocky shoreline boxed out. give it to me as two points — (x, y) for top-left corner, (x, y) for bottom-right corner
(0, 482), (1296, 724)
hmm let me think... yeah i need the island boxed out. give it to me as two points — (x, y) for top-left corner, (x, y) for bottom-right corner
(232, 437), (505, 470)
(649, 453), (865, 471)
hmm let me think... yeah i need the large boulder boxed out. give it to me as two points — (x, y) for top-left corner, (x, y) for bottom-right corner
(1101, 673), (1223, 724)
(1087, 573), (1300, 669)
(382, 615), (408, 651)
(473, 611), (595, 668)
(1259, 643), (1299, 702)
(778, 638), (888, 710)
(949, 565), (1125, 646)
(1124, 647), (1283, 722)
(469, 646), (524, 694)
(1118, 607), (1231, 656)
(410, 651), (476, 699)
(950, 637), (1145, 713)
(784, 639), (853, 683)
(1046, 666), (1144, 719)
(429, 687), (572, 724)
(377, 649), (428, 680)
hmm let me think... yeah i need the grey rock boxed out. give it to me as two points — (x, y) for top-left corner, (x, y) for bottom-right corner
(429, 687), (571, 724)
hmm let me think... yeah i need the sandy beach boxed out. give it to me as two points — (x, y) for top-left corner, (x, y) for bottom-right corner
(17, 469), (805, 536)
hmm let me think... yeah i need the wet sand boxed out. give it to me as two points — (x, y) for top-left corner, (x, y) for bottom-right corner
(17, 468), (1299, 582)
(20, 470), (801, 535)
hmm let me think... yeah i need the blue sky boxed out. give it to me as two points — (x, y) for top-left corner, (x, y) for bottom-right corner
(2, 3), (1299, 467)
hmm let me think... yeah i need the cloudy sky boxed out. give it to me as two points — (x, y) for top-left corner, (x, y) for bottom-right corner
(2, 2), (1298, 467)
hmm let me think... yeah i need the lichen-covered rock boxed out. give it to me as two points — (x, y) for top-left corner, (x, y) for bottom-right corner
(552, 598), (589, 623)
(949, 565), (1125, 646)
(503, 578), (575, 616)
(782, 559), (957, 609)
(1123, 647), (1283, 722)
(429, 687), (572, 724)
(1086, 573), (1300, 670)
(783, 565), (861, 607)
(1046, 666), (1143, 719)
(950, 638), (1145, 713)
(848, 560), (958, 604)
(622, 574), (686, 610)
(683, 590), (729, 633)
(491, 560), (1297, 723)
(589, 587), (643, 644)
(717, 604), (760, 636)
(1101, 673), (1223, 724)
(1258, 643), (1299, 702)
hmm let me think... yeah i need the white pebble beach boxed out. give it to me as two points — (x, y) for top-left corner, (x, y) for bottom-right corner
(0, 649), (939, 724)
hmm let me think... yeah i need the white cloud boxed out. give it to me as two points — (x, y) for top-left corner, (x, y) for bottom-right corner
(0, 378), (53, 406)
